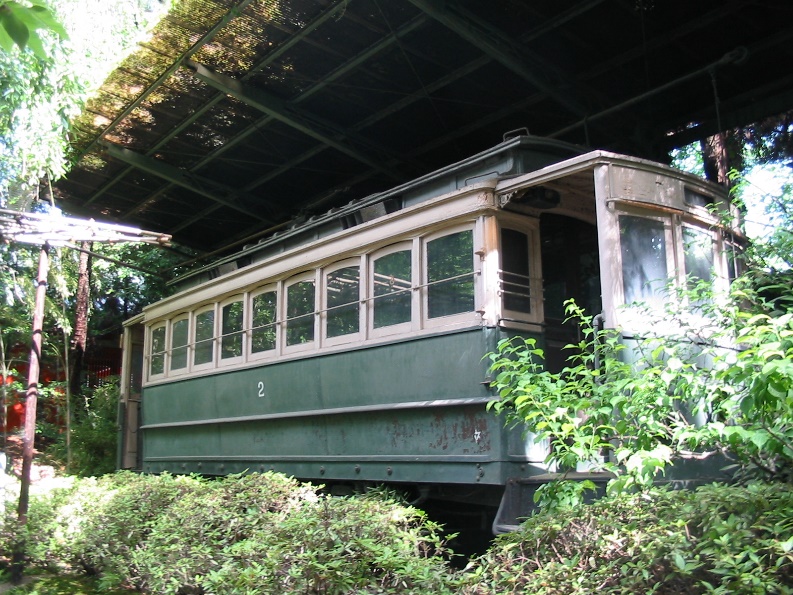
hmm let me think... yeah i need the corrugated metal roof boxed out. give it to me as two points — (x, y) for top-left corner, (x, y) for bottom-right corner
(55, 0), (793, 263)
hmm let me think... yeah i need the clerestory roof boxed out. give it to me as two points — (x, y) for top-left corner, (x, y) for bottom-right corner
(53, 0), (793, 261)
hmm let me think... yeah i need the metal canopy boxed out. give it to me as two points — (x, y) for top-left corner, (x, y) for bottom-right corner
(53, 0), (793, 260)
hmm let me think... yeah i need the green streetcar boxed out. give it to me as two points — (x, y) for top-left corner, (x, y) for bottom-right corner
(119, 135), (742, 531)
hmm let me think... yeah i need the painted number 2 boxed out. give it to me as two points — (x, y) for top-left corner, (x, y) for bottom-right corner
(257, 381), (266, 398)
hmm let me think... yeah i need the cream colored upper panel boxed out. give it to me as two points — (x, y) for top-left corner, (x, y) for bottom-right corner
(607, 165), (682, 209)
(144, 184), (498, 322)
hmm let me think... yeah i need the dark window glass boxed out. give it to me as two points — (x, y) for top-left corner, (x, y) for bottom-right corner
(251, 291), (277, 353)
(373, 250), (412, 328)
(501, 228), (531, 313)
(683, 227), (714, 286)
(170, 318), (188, 370)
(619, 215), (668, 304)
(326, 266), (360, 338)
(287, 279), (315, 346)
(150, 325), (166, 375)
(427, 230), (475, 318)
(684, 187), (714, 208)
(725, 241), (743, 284)
(194, 309), (215, 366)
(221, 300), (244, 359)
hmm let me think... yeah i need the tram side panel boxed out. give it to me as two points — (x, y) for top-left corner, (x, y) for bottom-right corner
(140, 326), (542, 485)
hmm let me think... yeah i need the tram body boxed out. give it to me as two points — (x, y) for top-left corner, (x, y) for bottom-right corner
(118, 136), (741, 530)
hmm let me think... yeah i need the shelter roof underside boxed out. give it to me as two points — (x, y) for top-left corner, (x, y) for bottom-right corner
(54, 0), (793, 258)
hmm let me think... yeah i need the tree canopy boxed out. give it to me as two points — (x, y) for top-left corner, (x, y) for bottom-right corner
(0, 0), (169, 209)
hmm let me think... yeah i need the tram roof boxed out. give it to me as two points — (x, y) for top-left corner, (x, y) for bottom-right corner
(53, 0), (793, 262)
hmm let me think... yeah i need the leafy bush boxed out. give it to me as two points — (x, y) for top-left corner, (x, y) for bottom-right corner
(4, 473), (793, 594)
(45, 379), (120, 477)
(462, 483), (793, 595)
(1, 472), (459, 594)
(198, 491), (458, 594)
(488, 284), (793, 506)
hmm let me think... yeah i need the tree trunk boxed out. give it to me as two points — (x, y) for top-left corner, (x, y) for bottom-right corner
(69, 241), (92, 396)
(11, 245), (49, 584)
(700, 130), (745, 189)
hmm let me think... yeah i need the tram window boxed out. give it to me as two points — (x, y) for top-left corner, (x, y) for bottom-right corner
(170, 317), (189, 371)
(683, 226), (714, 286)
(251, 290), (277, 353)
(501, 228), (531, 313)
(221, 298), (244, 359)
(684, 187), (714, 208)
(373, 249), (412, 328)
(326, 265), (360, 338)
(427, 229), (475, 318)
(194, 308), (215, 366)
(725, 241), (743, 283)
(150, 324), (166, 376)
(286, 278), (316, 346)
(619, 215), (668, 304)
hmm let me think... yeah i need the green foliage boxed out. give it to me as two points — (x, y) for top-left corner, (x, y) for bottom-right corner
(729, 168), (793, 272)
(487, 299), (691, 501)
(488, 281), (793, 506)
(1, 0), (169, 207)
(46, 379), (119, 476)
(88, 243), (184, 335)
(3, 574), (129, 594)
(0, 0), (67, 58)
(1, 472), (458, 594)
(462, 482), (793, 595)
(4, 473), (793, 594)
(687, 300), (793, 482)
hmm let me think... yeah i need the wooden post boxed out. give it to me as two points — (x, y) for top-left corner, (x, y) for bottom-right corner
(10, 244), (49, 584)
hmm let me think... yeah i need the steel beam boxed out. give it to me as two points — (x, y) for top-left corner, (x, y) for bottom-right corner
(100, 142), (277, 224)
(185, 61), (401, 181)
(125, 8), (426, 236)
(406, 0), (589, 118)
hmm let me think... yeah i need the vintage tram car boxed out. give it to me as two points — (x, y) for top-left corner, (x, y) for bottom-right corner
(118, 135), (741, 531)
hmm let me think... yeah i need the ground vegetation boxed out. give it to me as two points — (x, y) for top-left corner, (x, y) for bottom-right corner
(0, 473), (791, 594)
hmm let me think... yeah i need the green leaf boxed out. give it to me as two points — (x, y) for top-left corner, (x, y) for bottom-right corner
(781, 537), (793, 553)
(0, 17), (15, 52)
(23, 4), (68, 39)
(749, 430), (770, 450)
(24, 25), (45, 59)
(673, 552), (687, 572)
(0, 7), (30, 50)
(739, 395), (755, 416)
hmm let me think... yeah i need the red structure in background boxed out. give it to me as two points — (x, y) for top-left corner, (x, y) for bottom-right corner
(2, 343), (121, 433)
(2, 374), (25, 432)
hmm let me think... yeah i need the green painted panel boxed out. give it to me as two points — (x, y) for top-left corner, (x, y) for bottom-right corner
(144, 328), (500, 425)
(142, 327), (548, 486)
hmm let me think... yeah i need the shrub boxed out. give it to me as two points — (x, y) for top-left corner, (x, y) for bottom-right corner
(2, 472), (459, 594)
(461, 482), (793, 595)
(127, 472), (319, 593)
(46, 379), (120, 477)
(200, 491), (458, 595)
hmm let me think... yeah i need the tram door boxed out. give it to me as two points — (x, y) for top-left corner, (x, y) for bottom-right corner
(540, 214), (601, 372)
(120, 322), (144, 469)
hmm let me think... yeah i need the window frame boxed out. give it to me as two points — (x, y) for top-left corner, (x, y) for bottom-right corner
(614, 207), (676, 309)
(322, 257), (364, 347)
(218, 294), (246, 366)
(168, 313), (191, 376)
(498, 218), (541, 325)
(368, 242), (415, 339)
(421, 223), (480, 330)
(192, 304), (217, 372)
(679, 220), (719, 283)
(148, 321), (168, 381)
(248, 284), (279, 361)
(283, 271), (319, 354)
